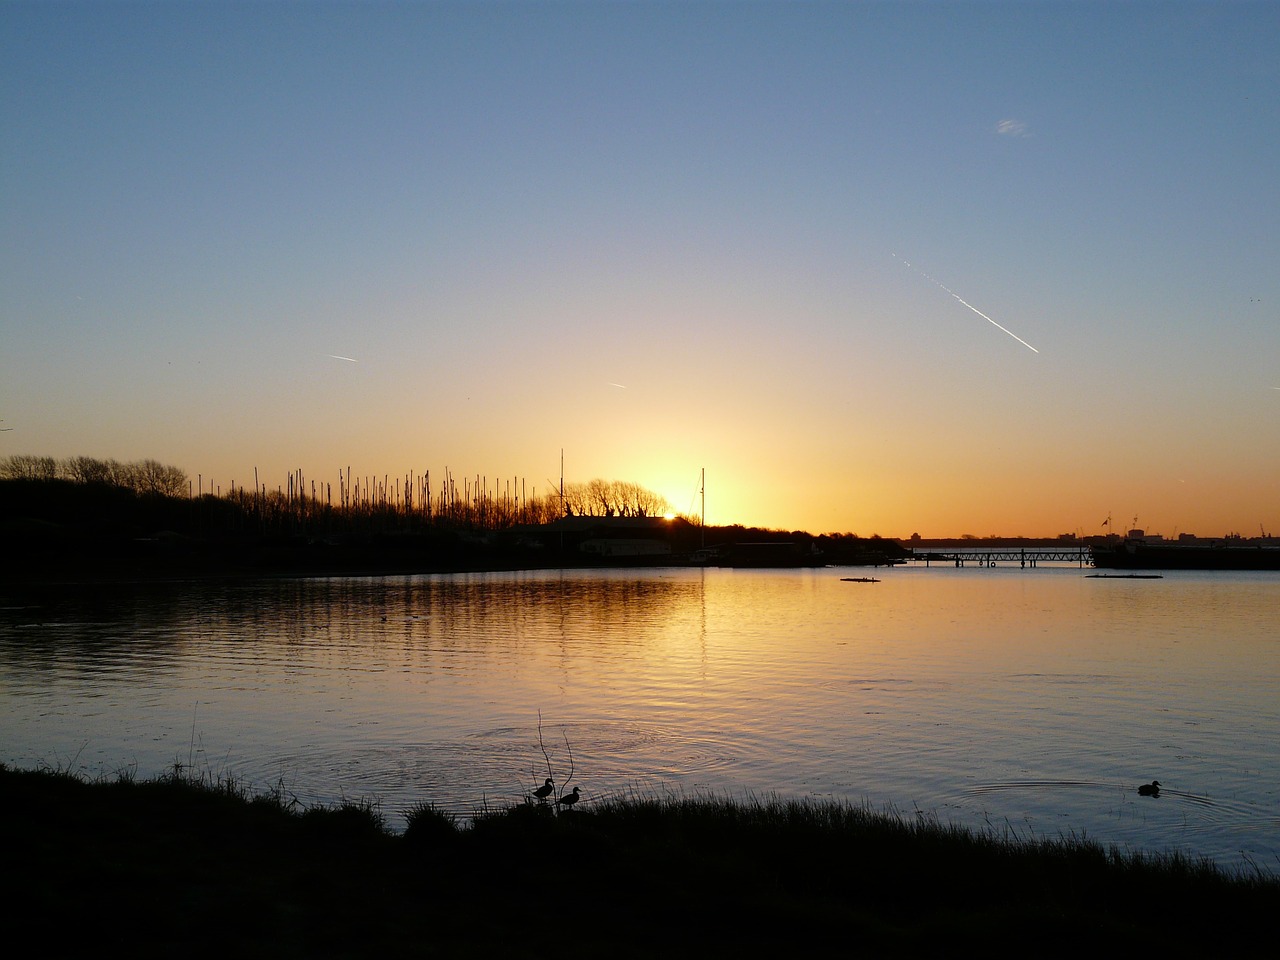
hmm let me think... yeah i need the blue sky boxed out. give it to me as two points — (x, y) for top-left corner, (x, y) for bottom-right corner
(3, 1), (1277, 535)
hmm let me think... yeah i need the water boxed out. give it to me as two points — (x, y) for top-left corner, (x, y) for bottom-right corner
(2, 565), (1277, 871)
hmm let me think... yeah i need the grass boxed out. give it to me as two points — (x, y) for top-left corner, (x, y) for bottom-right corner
(2, 764), (1274, 957)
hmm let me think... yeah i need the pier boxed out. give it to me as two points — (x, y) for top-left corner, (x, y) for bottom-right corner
(910, 547), (1091, 568)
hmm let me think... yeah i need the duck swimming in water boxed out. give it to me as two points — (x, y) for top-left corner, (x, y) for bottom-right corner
(531, 778), (554, 800)
(1138, 780), (1161, 797)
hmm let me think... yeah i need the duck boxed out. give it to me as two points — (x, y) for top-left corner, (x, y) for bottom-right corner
(1137, 780), (1161, 797)
(557, 785), (581, 807)
(531, 778), (554, 800)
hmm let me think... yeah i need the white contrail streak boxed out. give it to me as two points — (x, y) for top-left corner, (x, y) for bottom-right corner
(939, 285), (1040, 354)
(328, 354), (359, 362)
(608, 382), (627, 389)
(893, 253), (1039, 354)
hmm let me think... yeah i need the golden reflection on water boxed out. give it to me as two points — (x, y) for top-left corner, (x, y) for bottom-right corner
(1, 566), (1277, 868)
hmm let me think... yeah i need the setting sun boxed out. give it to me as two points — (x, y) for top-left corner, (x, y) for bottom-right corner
(2, 6), (1278, 950)
(1, 1), (1275, 540)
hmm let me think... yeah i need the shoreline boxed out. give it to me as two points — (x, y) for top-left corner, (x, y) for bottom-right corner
(3, 764), (1275, 954)
(2, 546), (903, 590)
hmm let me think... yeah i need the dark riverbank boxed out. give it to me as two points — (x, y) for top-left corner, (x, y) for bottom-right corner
(1, 477), (908, 585)
(3, 766), (1274, 957)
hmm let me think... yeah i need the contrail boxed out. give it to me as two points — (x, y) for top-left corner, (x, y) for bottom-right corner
(328, 354), (359, 363)
(608, 382), (627, 389)
(939, 286), (1040, 354)
(894, 254), (1039, 354)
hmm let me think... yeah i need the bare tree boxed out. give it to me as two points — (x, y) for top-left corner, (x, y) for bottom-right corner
(0, 454), (57, 480)
(133, 459), (188, 496)
(632, 483), (672, 518)
(586, 477), (613, 516)
(105, 459), (138, 490)
(561, 481), (591, 517)
(62, 456), (112, 483)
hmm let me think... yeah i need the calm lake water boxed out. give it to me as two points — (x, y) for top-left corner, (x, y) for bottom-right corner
(2, 565), (1277, 870)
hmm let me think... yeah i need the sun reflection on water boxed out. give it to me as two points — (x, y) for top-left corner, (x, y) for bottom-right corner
(1, 566), (1277, 868)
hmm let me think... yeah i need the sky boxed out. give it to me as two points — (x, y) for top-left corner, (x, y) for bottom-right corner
(3, 0), (1277, 538)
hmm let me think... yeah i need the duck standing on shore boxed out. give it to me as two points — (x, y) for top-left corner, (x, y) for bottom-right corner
(557, 785), (581, 808)
(1137, 780), (1161, 797)
(532, 778), (554, 800)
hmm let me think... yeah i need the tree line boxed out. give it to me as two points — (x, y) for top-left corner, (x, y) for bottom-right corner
(0, 454), (188, 497)
(1, 454), (913, 581)
(558, 479), (673, 519)
(0, 455), (677, 535)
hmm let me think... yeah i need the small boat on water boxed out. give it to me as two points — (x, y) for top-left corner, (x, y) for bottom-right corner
(840, 577), (880, 583)
(1086, 574), (1163, 579)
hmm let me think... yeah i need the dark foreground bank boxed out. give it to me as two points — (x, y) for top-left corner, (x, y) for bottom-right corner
(1, 476), (910, 585)
(2, 766), (1275, 957)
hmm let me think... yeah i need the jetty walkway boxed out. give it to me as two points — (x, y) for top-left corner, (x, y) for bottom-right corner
(910, 548), (1091, 568)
